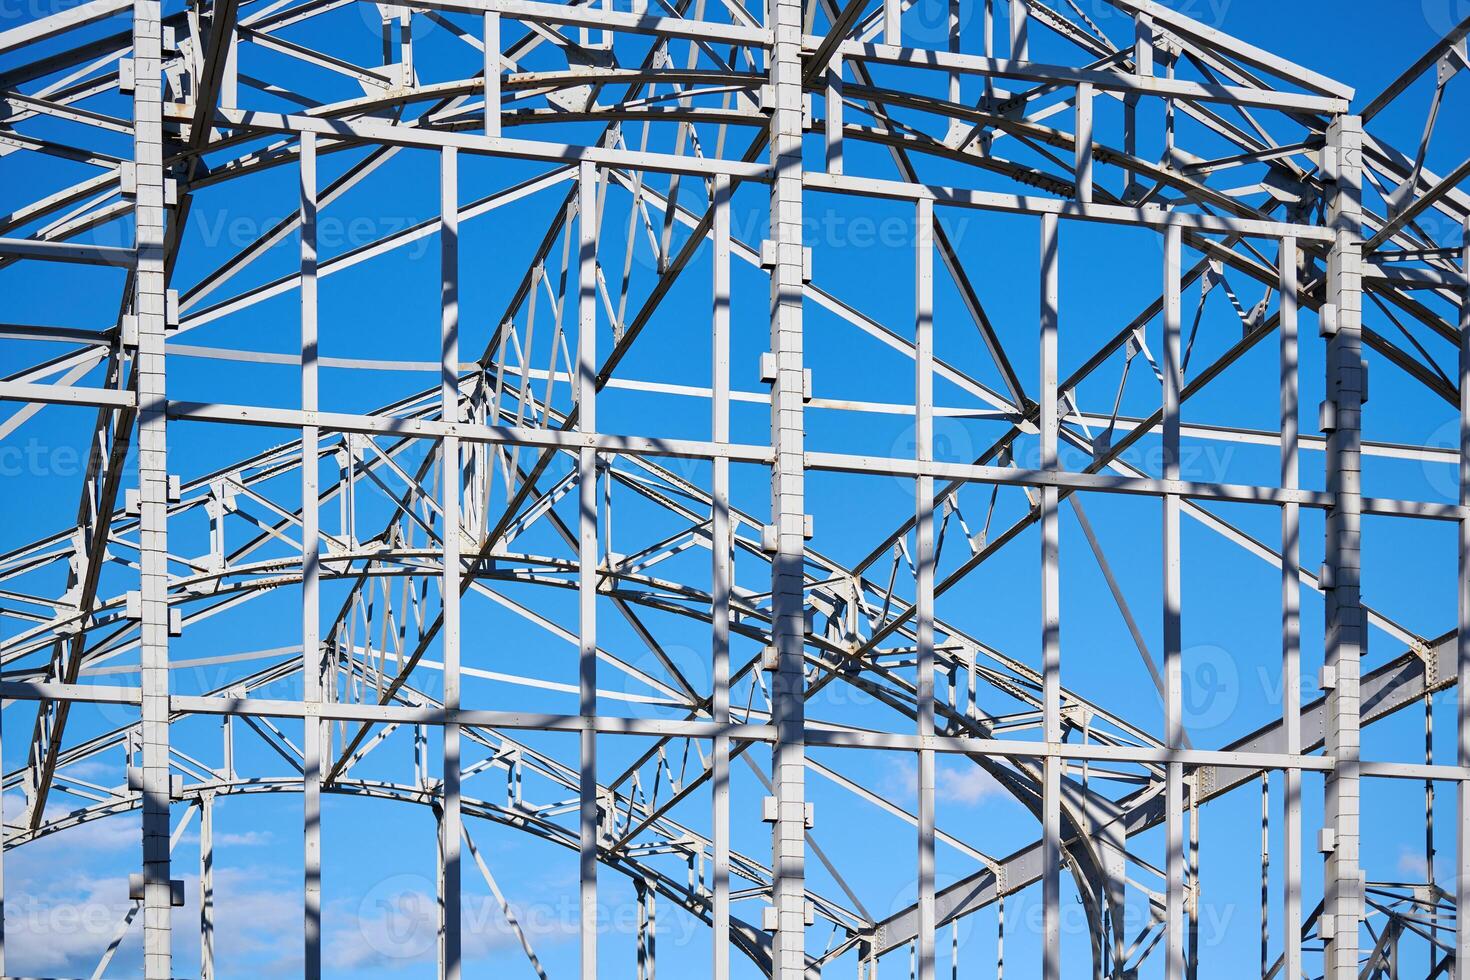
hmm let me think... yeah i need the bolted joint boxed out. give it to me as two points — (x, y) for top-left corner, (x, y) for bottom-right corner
(1318, 398), (1337, 433)
(760, 644), (779, 671)
(762, 900), (816, 931)
(124, 476), (182, 514)
(758, 240), (813, 282)
(759, 351), (812, 402)
(761, 795), (814, 828)
(122, 591), (182, 634)
(1318, 302), (1338, 338)
(1319, 144), (1338, 184)
(761, 515), (813, 552)
(127, 767), (184, 799)
(129, 873), (187, 907)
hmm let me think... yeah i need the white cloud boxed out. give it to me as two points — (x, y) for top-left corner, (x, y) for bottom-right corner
(180, 827), (273, 848)
(324, 880), (575, 972)
(1394, 846), (1453, 887)
(2, 868), (133, 973)
(878, 757), (1001, 807)
(936, 763), (1001, 805)
(0, 813), (304, 977)
(1397, 848), (1430, 879)
(57, 758), (120, 783)
(879, 757), (919, 804)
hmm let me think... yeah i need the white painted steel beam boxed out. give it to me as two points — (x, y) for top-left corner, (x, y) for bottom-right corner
(0, 5), (1464, 979)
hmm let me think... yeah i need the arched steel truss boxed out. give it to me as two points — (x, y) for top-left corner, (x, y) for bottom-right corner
(1, 0), (1469, 976)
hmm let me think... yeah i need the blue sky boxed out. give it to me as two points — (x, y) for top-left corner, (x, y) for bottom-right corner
(2, 0), (1469, 977)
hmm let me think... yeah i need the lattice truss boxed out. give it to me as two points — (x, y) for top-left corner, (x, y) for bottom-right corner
(0, 0), (1468, 976)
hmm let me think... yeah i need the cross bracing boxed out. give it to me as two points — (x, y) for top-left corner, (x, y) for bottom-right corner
(0, 0), (1468, 977)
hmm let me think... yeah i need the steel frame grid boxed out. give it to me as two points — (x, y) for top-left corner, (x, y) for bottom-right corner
(0, 0), (1467, 978)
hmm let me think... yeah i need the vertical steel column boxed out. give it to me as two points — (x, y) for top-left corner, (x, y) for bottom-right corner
(398, 8), (413, 87)
(1425, 695), (1437, 960)
(577, 159), (600, 979)
(132, 0), (172, 972)
(996, 893), (1005, 980)
(439, 145), (463, 980)
(1187, 795), (1199, 980)
(1279, 235), (1302, 980)
(1322, 115), (1364, 980)
(1455, 216), (1469, 977)
(483, 12), (500, 137)
(1259, 776), (1269, 978)
(1074, 83), (1093, 205)
(1039, 212), (1061, 980)
(201, 793), (215, 980)
(825, 55), (842, 175)
(299, 129), (323, 980)
(769, 0), (807, 966)
(1008, 0), (1027, 59)
(1125, 14), (1152, 198)
(222, 31), (237, 108)
(636, 880), (648, 980)
(1162, 223), (1184, 980)
(711, 173), (732, 980)
(0, 702), (4, 977)
(915, 196), (936, 980)
(646, 884), (657, 977)
(946, 0), (958, 103)
(982, 0), (994, 110)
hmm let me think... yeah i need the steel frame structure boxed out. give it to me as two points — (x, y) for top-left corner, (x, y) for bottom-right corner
(0, 0), (1468, 977)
